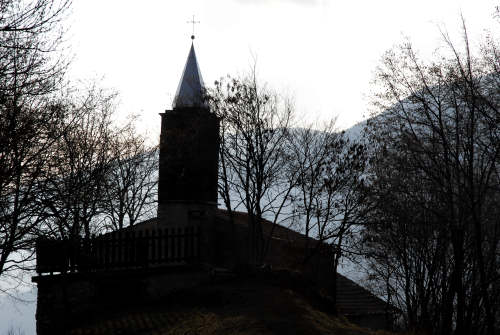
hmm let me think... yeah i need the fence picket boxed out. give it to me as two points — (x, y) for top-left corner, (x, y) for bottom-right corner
(151, 230), (156, 264)
(131, 231), (136, 265)
(157, 229), (163, 262)
(167, 228), (170, 261)
(35, 226), (200, 275)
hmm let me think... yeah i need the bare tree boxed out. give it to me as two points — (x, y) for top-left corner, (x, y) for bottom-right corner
(288, 121), (369, 308)
(102, 117), (158, 231)
(1, 0), (69, 33)
(39, 86), (116, 239)
(0, 0), (70, 281)
(38, 88), (159, 239)
(209, 71), (370, 300)
(360, 146), (452, 333)
(209, 72), (296, 264)
(363, 20), (500, 335)
(0, 0), (70, 98)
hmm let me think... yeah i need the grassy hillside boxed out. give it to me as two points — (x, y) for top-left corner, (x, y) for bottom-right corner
(68, 271), (392, 335)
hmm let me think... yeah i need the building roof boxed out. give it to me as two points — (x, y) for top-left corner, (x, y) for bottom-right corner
(215, 209), (395, 316)
(335, 274), (392, 316)
(173, 42), (206, 109)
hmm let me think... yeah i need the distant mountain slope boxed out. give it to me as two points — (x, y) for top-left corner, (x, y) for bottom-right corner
(343, 121), (365, 141)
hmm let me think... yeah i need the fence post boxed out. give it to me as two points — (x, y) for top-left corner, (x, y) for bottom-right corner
(145, 230), (151, 268)
(190, 226), (195, 262)
(151, 229), (156, 264)
(136, 231), (142, 268)
(176, 227), (181, 261)
(70, 238), (78, 273)
(117, 231), (122, 268)
(82, 235), (90, 272)
(110, 233), (116, 270)
(105, 234), (110, 270)
(172, 228), (176, 261)
(158, 229), (163, 263)
(95, 235), (100, 270)
(197, 226), (201, 262)
(165, 228), (170, 263)
(131, 231), (136, 267)
(183, 227), (189, 262)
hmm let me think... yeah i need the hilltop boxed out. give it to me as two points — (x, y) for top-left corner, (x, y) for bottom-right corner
(68, 269), (391, 335)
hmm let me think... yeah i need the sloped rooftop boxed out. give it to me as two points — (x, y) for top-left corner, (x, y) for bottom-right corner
(173, 43), (206, 109)
(215, 209), (393, 316)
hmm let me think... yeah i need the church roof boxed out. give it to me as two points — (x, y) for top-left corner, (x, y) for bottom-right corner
(215, 209), (397, 316)
(173, 42), (206, 109)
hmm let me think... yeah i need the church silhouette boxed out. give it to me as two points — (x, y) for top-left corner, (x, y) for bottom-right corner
(32, 38), (394, 335)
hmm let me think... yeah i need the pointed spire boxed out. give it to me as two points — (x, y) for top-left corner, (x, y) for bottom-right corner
(173, 42), (206, 109)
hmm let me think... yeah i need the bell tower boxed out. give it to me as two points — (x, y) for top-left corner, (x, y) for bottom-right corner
(157, 38), (220, 225)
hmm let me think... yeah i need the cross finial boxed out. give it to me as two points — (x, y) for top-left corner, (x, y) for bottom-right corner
(187, 15), (200, 40)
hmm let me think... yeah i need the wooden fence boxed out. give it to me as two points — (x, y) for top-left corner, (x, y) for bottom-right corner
(35, 226), (200, 275)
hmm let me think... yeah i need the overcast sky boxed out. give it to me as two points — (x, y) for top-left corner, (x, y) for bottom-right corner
(67, 0), (498, 136)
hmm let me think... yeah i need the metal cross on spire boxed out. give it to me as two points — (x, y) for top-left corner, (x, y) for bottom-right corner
(187, 15), (200, 40)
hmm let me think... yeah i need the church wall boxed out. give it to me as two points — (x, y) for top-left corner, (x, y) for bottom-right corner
(35, 274), (95, 334)
(213, 217), (250, 268)
(33, 267), (208, 335)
